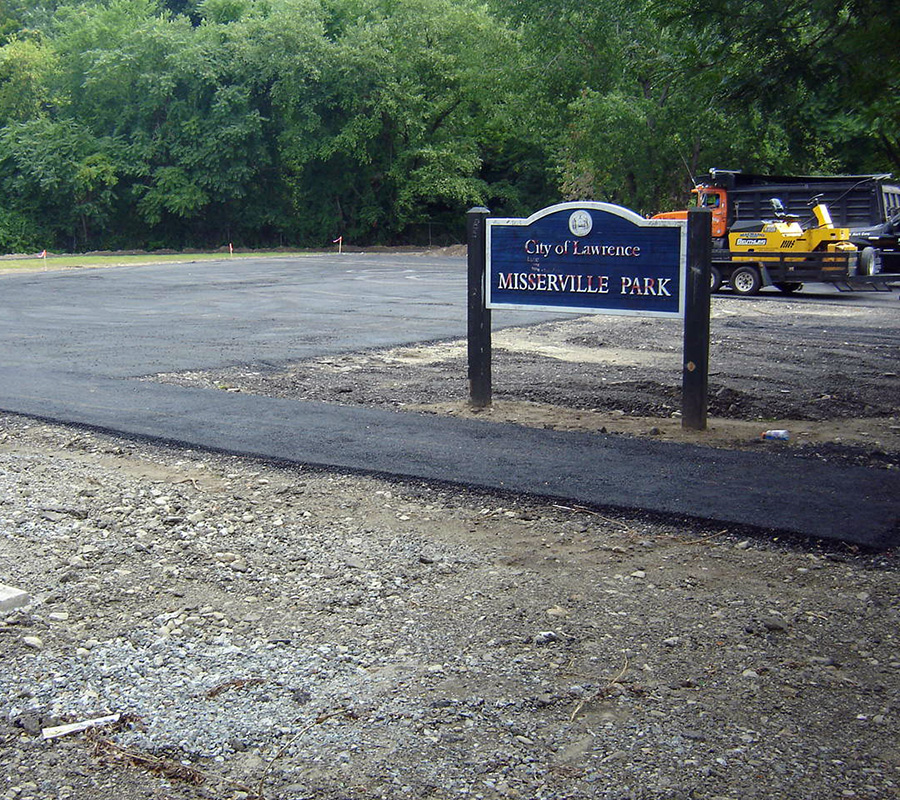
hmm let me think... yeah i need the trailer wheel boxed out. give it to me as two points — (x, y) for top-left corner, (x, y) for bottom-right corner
(775, 282), (802, 294)
(710, 267), (722, 293)
(731, 265), (762, 296)
(860, 247), (880, 275)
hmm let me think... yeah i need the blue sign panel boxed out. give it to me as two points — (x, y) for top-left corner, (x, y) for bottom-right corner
(487, 202), (686, 318)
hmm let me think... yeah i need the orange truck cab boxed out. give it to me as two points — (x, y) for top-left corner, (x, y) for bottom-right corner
(652, 186), (729, 243)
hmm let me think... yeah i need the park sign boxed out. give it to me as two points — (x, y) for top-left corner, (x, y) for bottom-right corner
(486, 202), (686, 318)
(468, 204), (712, 427)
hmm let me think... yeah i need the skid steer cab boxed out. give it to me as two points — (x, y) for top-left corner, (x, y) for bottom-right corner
(718, 197), (858, 295)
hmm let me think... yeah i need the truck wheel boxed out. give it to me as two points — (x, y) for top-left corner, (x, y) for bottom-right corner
(710, 267), (722, 293)
(775, 282), (802, 294)
(731, 265), (762, 296)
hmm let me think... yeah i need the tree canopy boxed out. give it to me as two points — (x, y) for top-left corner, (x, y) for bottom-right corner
(0, 0), (894, 252)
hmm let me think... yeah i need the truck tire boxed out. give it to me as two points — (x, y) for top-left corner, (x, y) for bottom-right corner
(710, 266), (722, 293)
(775, 282), (802, 294)
(731, 265), (762, 296)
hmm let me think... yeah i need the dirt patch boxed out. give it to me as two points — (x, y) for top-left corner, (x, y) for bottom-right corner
(154, 295), (900, 470)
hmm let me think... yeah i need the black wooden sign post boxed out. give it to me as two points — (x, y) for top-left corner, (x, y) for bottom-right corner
(682, 207), (712, 430)
(467, 206), (492, 408)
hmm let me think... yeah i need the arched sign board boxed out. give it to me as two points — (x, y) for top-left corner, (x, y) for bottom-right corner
(486, 202), (687, 318)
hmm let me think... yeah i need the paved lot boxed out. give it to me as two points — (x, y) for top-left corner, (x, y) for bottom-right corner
(0, 255), (492, 375)
(1, 255), (898, 548)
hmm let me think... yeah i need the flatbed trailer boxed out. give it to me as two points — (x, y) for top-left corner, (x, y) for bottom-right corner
(710, 250), (900, 295)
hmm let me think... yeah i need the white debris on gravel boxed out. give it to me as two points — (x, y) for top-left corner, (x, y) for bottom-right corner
(1, 416), (898, 800)
(0, 584), (29, 612)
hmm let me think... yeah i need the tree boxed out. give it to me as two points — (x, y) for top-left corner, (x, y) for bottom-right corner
(489, 0), (898, 212)
(0, 37), (58, 123)
(44, 0), (283, 246)
(487, 0), (757, 211)
(655, 0), (900, 174)
(0, 119), (122, 248)
(0, 205), (44, 252)
(275, 0), (527, 243)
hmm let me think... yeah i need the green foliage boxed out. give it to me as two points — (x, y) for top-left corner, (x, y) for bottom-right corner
(653, 0), (900, 174)
(0, 37), (58, 123)
(0, 205), (44, 251)
(490, 0), (897, 211)
(0, 0), (892, 253)
(0, 118), (125, 246)
(196, 0), (251, 24)
(0, 0), (27, 42)
(276, 0), (519, 242)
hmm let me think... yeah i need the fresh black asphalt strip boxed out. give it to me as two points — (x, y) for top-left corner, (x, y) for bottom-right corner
(0, 366), (897, 550)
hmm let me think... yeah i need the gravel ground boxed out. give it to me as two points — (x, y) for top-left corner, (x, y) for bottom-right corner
(1, 415), (898, 800)
(2, 288), (900, 800)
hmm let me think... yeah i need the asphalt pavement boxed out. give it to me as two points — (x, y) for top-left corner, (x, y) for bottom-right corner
(1, 255), (898, 549)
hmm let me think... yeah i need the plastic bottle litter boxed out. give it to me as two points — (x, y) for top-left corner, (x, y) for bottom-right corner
(761, 429), (790, 441)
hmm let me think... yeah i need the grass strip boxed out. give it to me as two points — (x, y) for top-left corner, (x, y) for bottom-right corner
(0, 251), (316, 272)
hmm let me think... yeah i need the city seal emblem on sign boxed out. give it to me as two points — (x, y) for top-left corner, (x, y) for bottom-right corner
(568, 210), (593, 237)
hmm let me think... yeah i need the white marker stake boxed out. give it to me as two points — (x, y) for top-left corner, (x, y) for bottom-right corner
(42, 713), (121, 740)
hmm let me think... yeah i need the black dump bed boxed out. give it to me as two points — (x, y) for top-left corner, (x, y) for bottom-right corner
(709, 169), (900, 229)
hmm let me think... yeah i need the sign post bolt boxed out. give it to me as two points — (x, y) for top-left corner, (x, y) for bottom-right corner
(467, 206), (491, 408)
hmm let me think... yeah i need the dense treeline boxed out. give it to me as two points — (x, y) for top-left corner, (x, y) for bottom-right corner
(0, 0), (895, 252)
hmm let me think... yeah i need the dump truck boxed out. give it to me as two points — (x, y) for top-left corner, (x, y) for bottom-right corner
(653, 169), (900, 294)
